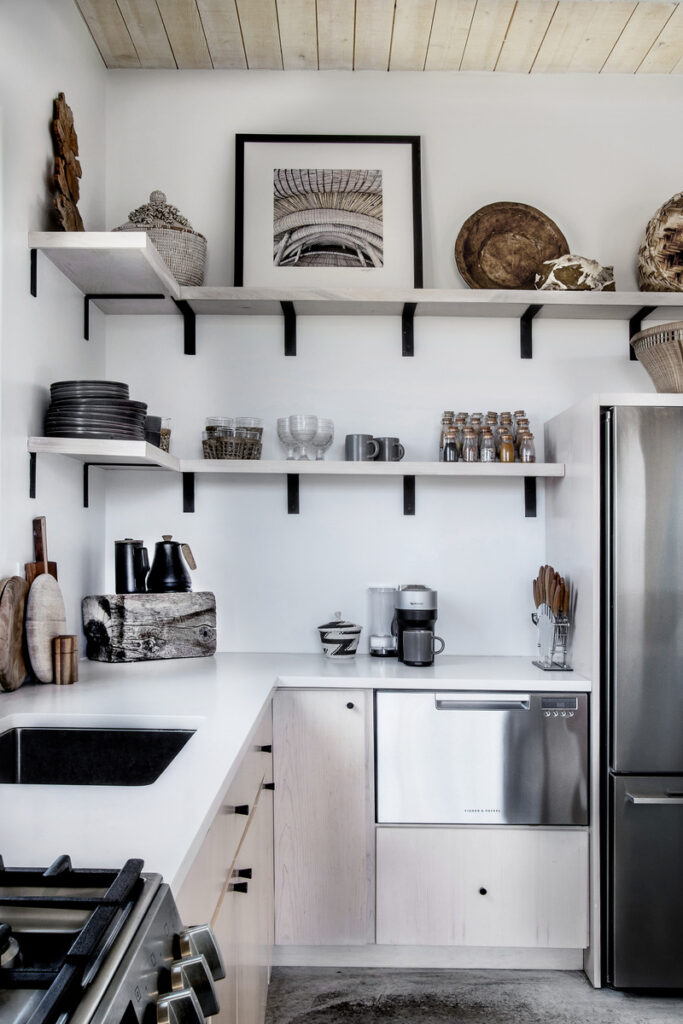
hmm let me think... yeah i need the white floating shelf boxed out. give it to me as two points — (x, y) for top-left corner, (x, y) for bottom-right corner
(28, 234), (683, 323)
(28, 437), (179, 470)
(180, 458), (563, 477)
(29, 232), (180, 314)
(181, 286), (683, 322)
(28, 441), (563, 478)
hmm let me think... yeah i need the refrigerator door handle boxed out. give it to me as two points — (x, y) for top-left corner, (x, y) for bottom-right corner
(626, 792), (683, 805)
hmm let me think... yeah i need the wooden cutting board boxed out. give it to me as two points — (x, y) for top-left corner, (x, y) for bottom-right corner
(25, 574), (67, 683)
(0, 576), (30, 691)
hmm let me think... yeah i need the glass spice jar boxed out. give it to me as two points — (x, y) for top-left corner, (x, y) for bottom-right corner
(499, 432), (515, 462)
(443, 428), (459, 462)
(439, 413), (454, 460)
(480, 429), (496, 462)
(519, 432), (536, 463)
(462, 428), (479, 463)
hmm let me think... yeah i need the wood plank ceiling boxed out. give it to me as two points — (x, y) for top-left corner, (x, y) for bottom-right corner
(75, 1), (683, 73)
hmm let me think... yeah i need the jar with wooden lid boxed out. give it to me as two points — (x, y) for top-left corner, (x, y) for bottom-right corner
(462, 428), (479, 463)
(519, 432), (536, 463)
(499, 432), (515, 463)
(443, 428), (459, 462)
(480, 429), (496, 463)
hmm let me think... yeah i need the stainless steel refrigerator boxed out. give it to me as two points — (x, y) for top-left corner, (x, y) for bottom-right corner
(602, 405), (683, 988)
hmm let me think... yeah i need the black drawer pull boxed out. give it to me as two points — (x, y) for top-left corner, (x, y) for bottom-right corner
(263, 782), (275, 791)
(479, 887), (488, 896)
(258, 744), (272, 753)
(233, 868), (252, 879)
(346, 702), (355, 710)
(233, 804), (249, 815)
(229, 882), (248, 894)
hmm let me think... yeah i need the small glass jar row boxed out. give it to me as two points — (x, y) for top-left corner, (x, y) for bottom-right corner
(202, 416), (263, 460)
(439, 410), (536, 463)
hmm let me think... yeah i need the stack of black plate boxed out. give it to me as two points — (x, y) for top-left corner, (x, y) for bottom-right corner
(45, 381), (147, 440)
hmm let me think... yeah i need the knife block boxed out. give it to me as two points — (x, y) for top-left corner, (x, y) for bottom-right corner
(82, 592), (216, 663)
(531, 605), (571, 671)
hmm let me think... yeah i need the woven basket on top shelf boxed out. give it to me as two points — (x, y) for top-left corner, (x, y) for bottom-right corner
(114, 190), (206, 286)
(637, 192), (683, 292)
(630, 321), (683, 393)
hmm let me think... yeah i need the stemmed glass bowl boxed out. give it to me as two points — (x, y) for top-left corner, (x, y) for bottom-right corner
(288, 415), (318, 461)
(277, 417), (297, 460)
(310, 419), (334, 460)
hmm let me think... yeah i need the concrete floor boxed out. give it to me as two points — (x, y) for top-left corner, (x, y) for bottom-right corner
(266, 968), (683, 1024)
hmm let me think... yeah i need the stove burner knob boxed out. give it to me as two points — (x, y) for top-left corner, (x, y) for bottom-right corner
(157, 987), (204, 1024)
(0, 924), (20, 970)
(178, 924), (226, 981)
(170, 954), (219, 1018)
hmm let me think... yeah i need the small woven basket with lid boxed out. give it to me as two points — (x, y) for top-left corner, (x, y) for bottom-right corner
(114, 190), (206, 286)
(630, 320), (683, 393)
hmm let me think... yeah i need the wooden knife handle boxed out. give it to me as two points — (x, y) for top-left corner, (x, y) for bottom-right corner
(562, 580), (570, 617)
(33, 517), (48, 572)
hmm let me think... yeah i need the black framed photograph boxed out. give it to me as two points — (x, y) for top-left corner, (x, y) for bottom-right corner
(234, 134), (423, 289)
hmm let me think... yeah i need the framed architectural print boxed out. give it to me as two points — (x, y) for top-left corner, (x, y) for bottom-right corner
(234, 134), (423, 289)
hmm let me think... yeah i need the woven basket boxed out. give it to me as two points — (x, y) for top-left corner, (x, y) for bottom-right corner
(117, 224), (206, 286)
(637, 192), (683, 292)
(114, 191), (207, 286)
(630, 321), (683, 393)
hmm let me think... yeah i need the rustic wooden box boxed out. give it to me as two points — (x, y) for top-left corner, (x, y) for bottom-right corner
(82, 592), (216, 663)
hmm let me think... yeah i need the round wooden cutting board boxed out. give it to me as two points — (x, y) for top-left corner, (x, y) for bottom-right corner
(25, 574), (67, 683)
(0, 576), (30, 691)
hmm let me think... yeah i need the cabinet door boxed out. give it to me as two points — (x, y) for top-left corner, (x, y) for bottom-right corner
(273, 689), (374, 945)
(232, 788), (273, 1024)
(376, 826), (589, 948)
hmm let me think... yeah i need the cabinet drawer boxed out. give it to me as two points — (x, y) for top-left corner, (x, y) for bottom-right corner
(176, 703), (273, 925)
(376, 826), (589, 949)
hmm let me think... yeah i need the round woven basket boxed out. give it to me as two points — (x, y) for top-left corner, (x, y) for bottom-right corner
(630, 320), (683, 393)
(114, 191), (206, 286)
(117, 224), (206, 286)
(637, 192), (683, 292)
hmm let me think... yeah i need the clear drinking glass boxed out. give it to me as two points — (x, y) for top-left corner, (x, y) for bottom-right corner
(288, 415), (318, 460)
(310, 419), (334, 460)
(277, 417), (297, 460)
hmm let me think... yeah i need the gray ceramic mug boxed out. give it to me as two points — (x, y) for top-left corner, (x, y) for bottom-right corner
(345, 434), (380, 461)
(374, 436), (405, 462)
(402, 629), (445, 667)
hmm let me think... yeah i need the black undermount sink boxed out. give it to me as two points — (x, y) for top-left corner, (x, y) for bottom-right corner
(0, 726), (195, 786)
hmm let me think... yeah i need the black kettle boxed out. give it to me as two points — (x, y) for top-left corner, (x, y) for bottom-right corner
(115, 539), (150, 594)
(146, 535), (197, 593)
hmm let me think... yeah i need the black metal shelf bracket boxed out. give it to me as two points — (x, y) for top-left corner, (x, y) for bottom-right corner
(30, 249), (38, 297)
(520, 304), (542, 359)
(402, 303), (416, 357)
(287, 474), (300, 514)
(29, 452), (37, 498)
(629, 306), (656, 361)
(281, 301), (296, 356)
(524, 477), (537, 518)
(83, 294), (166, 341)
(403, 475), (416, 515)
(171, 298), (196, 355)
(183, 473), (195, 513)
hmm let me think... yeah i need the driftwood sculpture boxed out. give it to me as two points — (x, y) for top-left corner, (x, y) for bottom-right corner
(51, 92), (84, 231)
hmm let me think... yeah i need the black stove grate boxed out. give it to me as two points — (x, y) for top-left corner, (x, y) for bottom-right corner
(0, 855), (144, 1024)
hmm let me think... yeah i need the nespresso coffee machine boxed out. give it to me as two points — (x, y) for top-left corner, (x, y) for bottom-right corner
(395, 584), (438, 662)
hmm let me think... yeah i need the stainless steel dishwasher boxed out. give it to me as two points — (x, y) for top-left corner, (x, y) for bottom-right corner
(376, 690), (588, 825)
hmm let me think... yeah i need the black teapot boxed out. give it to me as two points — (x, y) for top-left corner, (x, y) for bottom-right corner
(146, 535), (197, 593)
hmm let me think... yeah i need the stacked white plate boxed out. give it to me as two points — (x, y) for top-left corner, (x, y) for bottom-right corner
(45, 380), (147, 440)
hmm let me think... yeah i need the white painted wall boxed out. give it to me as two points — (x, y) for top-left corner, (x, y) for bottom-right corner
(0, 0), (107, 647)
(103, 71), (681, 656)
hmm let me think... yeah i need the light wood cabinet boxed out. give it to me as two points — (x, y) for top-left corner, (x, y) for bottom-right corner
(273, 688), (374, 945)
(376, 826), (589, 949)
(176, 701), (274, 1024)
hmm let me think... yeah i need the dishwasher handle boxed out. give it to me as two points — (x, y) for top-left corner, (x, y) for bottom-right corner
(435, 692), (530, 711)
(626, 792), (683, 806)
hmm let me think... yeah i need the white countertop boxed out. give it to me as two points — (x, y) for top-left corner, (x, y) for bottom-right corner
(0, 654), (590, 892)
